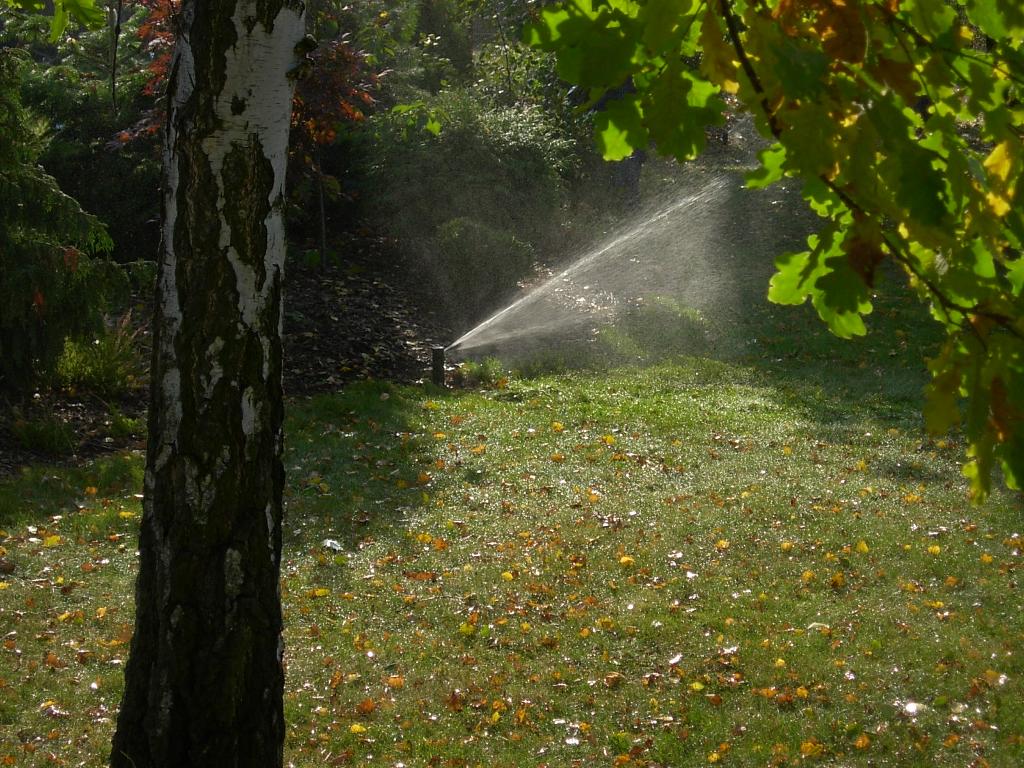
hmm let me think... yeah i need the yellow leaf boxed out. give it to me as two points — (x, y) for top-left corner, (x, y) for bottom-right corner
(981, 553), (994, 564)
(95, 607), (107, 619)
(774, 658), (786, 668)
(854, 733), (871, 750)
(855, 540), (870, 554)
(349, 723), (367, 734)
(801, 570), (816, 584)
(43, 535), (61, 548)
(0, 582), (7, 590)
(715, 539), (730, 551)
(987, 191), (1011, 216)
(309, 587), (330, 598)
(699, 8), (739, 93)
(604, 672), (625, 688)
(551, 421), (564, 432)
(501, 571), (515, 581)
(550, 453), (565, 463)
(800, 739), (824, 757)
(780, 541), (794, 552)
(619, 555), (636, 567)
(816, 0), (866, 63)
(985, 140), (1013, 182)
(927, 545), (941, 556)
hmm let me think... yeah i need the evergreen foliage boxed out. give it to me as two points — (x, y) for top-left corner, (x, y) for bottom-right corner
(4, 9), (163, 264)
(0, 48), (121, 392)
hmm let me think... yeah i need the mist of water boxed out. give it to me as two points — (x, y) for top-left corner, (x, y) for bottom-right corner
(446, 165), (801, 366)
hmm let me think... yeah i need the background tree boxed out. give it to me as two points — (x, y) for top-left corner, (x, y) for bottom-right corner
(2, 6), (164, 264)
(528, 0), (1024, 499)
(0, 46), (121, 392)
(107, 0), (305, 764)
(288, 8), (377, 267)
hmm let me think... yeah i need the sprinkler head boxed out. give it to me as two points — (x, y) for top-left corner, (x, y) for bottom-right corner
(431, 346), (446, 387)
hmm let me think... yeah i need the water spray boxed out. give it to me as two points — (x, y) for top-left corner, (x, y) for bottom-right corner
(444, 177), (732, 354)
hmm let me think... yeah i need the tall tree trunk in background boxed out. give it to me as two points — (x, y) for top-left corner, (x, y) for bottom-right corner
(111, 1), (304, 766)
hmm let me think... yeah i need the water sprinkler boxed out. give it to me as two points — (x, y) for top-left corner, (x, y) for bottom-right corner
(431, 346), (446, 387)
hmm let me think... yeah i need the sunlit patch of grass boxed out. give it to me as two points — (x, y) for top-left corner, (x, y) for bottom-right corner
(276, 357), (1022, 767)
(0, 454), (144, 767)
(1, 325), (1022, 766)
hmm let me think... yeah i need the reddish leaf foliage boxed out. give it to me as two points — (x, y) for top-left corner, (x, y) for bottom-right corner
(291, 33), (377, 153)
(117, 0), (377, 155)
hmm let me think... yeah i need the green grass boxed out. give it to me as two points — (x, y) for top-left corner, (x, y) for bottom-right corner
(1, 292), (1022, 767)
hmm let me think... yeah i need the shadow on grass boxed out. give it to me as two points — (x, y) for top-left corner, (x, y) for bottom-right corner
(0, 453), (143, 529)
(283, 380), (458, 552)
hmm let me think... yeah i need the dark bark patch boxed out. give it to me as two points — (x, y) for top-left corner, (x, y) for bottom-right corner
(222, 139), (271, 292)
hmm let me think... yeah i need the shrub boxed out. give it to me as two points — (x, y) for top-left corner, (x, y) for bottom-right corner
(597, 297), (710, 363)
(366, 88), (575, 251)
(451, 357), (507, 388)
(10, 413), (76, 455)
(430, 217), (535, 327)
(56, 312), (143, 397)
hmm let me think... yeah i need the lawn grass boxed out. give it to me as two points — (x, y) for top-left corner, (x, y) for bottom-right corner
(1, 289), (1022, 767)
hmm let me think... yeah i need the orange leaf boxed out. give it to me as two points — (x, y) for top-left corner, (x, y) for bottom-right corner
(356, 698), (377, 715)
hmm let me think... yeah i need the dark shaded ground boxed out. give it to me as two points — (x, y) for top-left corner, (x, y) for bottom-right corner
(282, 234), (450, 396)
(0, 236), (451, 477)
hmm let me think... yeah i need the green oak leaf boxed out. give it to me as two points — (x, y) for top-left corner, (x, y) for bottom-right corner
(777, 102), (839, 179)
(812, 255), (873, 339)
(746, 143), (787, 189)
(897, 147), (948, 227)
(767, 229), (837, 305)
(46, 0), (104, 40)
(644, 65), (722, 161)
(766, 36), (830, 100)
(640, 0), (697, 56)
(965, 0), (1024, 44)
(595, 94), (648, 161)
(924, 342), (963, 435)
(525, 1), (638, 88)
(1008, 257), (1024, 295)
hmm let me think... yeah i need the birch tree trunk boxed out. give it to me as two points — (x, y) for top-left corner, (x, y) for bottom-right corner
(111, 1), (304, 765)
